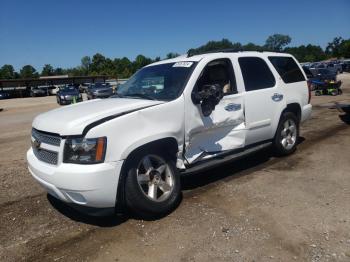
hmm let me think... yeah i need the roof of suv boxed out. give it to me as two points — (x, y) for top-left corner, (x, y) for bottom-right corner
(148, 51), (295, 67)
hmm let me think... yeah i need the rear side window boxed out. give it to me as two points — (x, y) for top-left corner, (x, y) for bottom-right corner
(269, 56), (306, 83)
(238, 57), (276, 91)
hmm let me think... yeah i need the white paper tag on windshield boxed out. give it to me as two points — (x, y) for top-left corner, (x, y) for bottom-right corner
(173, 62), (193, 68)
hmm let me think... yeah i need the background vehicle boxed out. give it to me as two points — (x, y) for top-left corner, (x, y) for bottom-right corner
(302, 66), (314, 79)
(30, 87), (47, 97)
(56, 85), (82, 105)
(27, 51), (312, 218)
(326, 62), (342, 74)
(86, 82), (113, 99)
(314, 80), (342, 96)
(314, 68), (337, 81)
(343, 61), (350, 72)
(48, 85), (59, 95)
(0, 91), (11, 99)
(79, 83), (91, 93)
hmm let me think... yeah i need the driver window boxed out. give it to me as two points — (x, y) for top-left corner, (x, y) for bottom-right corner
(196, 58), (237, 95)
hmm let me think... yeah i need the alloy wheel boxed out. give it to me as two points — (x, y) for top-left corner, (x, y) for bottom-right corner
(136, 155), (174, 202)
(280, 119), (297, 150)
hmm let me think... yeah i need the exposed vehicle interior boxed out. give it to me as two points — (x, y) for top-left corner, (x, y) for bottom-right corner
(196, 59), (237, 95)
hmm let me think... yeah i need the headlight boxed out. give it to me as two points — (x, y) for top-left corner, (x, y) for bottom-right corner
(63, 137), (107, 164)
(60, 95), (65, 99)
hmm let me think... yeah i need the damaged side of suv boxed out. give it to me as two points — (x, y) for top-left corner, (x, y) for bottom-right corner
(27, 51), (312, 217)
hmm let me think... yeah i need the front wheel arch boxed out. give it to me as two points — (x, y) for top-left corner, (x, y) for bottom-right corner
(115, 137), (179, 213)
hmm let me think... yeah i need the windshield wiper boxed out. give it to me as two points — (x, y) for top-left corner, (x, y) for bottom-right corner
(123, 93), (156, 100)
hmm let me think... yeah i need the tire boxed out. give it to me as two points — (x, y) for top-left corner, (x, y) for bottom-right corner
(338, 89), (343, 95)
(124, 149), (181, 219)
(331, 90), (338, 96)
(315, 90), (321, 96)
(273, 112), (299, 156)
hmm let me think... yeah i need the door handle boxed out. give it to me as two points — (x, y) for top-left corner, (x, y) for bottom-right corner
(271, 93), (283, 102)
(225, 103), (241, 111)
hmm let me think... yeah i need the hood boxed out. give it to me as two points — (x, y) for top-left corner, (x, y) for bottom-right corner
(33, 98), (163, 136)
(92, 87), (111, 92)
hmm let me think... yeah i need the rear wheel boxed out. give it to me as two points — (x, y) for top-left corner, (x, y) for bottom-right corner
(124, 150), (181, 218)
(331, 89), (338, 96)
(273, 112), (299, 156)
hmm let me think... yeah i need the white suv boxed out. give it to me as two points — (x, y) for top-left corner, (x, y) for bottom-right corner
(27, 51), (312, 217)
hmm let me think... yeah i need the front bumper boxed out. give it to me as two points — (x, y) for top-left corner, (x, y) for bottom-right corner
(27, 148), (123, 208)
(60, 98), (83, 104)
(89, 95), (111, 99)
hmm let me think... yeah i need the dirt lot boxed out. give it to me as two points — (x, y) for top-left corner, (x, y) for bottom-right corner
(1, 75), (350, 262)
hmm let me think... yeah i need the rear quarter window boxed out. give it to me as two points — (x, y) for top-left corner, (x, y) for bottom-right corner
(268, 56), (305, 83)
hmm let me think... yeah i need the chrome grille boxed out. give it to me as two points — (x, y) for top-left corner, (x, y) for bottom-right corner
(32, 128), (61, 146)
(33, 147), (58, 165)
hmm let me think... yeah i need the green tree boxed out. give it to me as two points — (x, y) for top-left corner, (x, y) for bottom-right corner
(53, 67), (65, 75)
(325, 37), (343, 57)
(41, 64), (54, 76)
(114, 57), (132, 78)
(133, 55), (152, 71)
(339, 39), (350, 58)
(264, 34), (291, 51)
(81, 56), (91, 75)
(188, 38), (242, 55)
(166, 52), (180, 59)
(20, 65), (38, 78)
(242, 42), (263, 51)
(91, 53), (106, 73)
(284, 44), (326, 62)
(0, 64), (16, 79)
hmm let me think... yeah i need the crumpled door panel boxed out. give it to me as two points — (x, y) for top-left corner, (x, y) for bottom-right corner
(184, 95), (246, 164)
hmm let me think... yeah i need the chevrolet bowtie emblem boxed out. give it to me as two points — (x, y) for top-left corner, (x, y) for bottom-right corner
(32, 139), (41, 149)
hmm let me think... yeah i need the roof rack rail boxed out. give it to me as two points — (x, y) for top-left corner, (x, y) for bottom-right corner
(187, 48), (264, 57)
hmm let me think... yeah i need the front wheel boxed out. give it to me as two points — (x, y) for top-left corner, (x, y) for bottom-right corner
(124, 151), (181, 219)
(273, 112), (299, 156)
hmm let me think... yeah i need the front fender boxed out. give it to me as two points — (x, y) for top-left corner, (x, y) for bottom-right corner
(85, 97), (185, 162)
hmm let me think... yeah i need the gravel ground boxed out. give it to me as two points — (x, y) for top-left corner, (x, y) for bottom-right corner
(0, 74), (350, 262)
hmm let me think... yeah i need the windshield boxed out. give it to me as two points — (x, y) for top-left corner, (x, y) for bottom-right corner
(91, 83), (110, 89)
(318, 69), (329, 74)
(114, 62), (196, 101)
(61, 85), (76, 91)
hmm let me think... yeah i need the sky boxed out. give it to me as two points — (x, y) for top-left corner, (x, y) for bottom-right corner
(0, 0), (349, 71)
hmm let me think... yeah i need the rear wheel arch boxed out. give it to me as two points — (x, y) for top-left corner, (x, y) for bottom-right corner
(284, 103), (301, 122)
(273, 111), (299, 156)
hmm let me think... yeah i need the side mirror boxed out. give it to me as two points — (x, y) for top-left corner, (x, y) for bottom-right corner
(192, 84), (223, 117)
